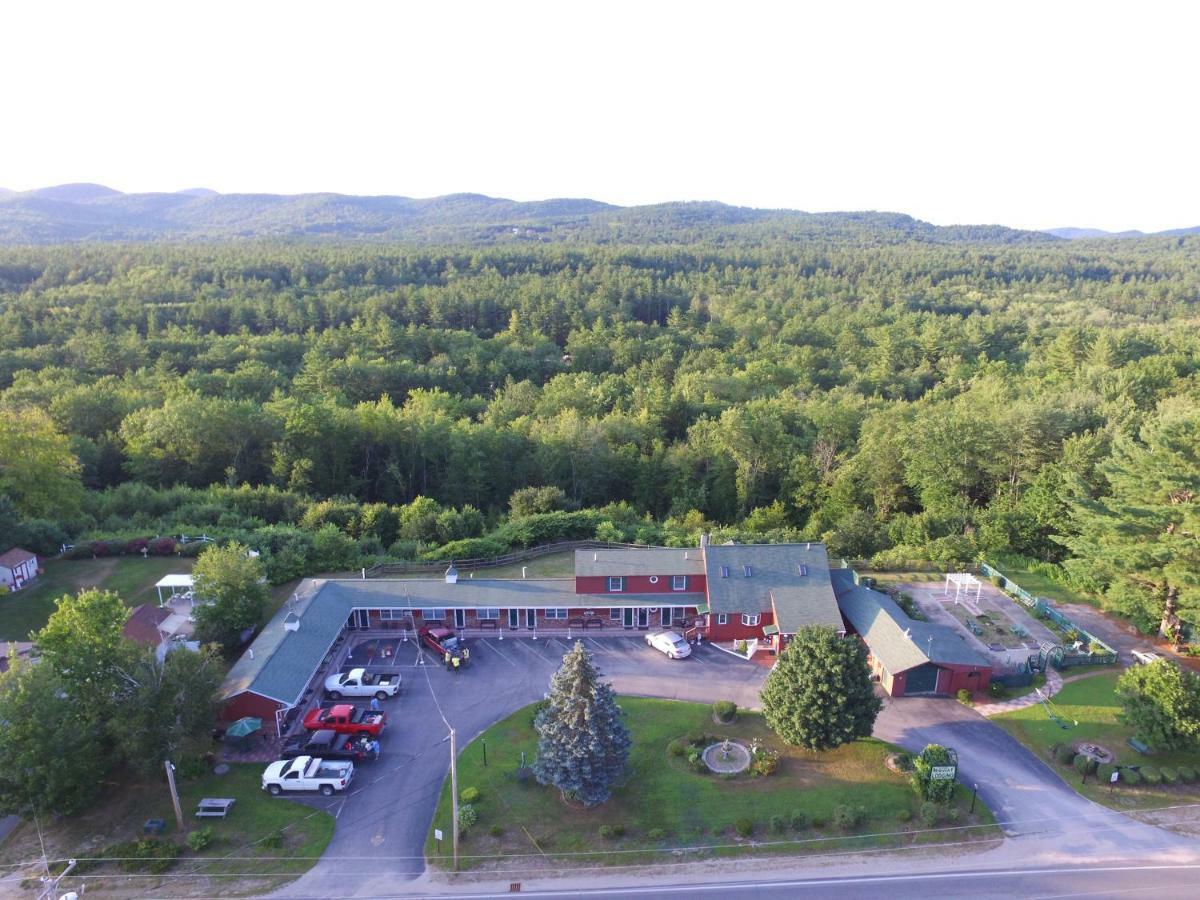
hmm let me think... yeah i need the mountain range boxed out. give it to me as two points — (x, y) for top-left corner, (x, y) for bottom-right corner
(0, 183), (1193, 245)
(1045, 225), (1200, 240)
(0, 183), (1058, 245)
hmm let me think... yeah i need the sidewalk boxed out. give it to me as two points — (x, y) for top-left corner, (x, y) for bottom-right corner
(976, 665), (1062, 717)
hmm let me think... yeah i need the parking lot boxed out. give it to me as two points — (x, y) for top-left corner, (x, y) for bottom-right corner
(272, 631), (767, 894)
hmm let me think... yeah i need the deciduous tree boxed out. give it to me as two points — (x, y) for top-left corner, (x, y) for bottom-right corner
(1116, 660), (1200, 752)
(192, 543), (269, 650)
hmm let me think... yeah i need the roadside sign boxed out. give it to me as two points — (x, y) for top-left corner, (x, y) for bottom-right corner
(434, 829), (444, 841)
(930, 766), (956, 781)
(1110, 771), (1119, 783)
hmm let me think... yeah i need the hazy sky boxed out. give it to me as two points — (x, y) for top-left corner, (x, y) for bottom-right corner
(3, 1), (1197, 231)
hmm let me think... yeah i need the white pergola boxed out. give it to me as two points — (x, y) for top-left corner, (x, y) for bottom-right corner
(943, 572), (982, 603)
(155, 573), (195, 606)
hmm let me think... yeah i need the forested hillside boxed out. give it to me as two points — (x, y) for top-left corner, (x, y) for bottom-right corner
(2, 233), (1199, 633)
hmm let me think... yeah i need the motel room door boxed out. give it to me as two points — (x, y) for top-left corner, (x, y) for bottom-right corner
(622, 607), (634, 629)
(636, 608), (649, 629)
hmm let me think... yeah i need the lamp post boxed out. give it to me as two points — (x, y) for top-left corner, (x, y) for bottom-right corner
(970, 782), (979, 814)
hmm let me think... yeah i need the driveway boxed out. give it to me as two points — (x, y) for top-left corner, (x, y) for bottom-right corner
(271, 634), (763, 898)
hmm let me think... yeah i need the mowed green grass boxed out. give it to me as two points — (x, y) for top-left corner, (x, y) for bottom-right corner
(426, 698), (997, 870)
(988, 555), (1096, 607)
(0, 764), (333, 896)
(0, 556), (194, 640)
(993, 672), (1200, 809)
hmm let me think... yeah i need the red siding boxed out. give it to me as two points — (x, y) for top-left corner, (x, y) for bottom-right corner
(575, 575), (706, 594)
(705, 611), (774, 642)
(221, 691), (285, 730)
(940, 663), (991, 695)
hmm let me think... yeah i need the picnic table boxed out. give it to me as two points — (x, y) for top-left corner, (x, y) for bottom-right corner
(196, 797), (236, 818)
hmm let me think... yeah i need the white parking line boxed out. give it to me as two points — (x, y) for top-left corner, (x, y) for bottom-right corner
(479, 639), (518, 666)
(513, 639), (547, 660)
(584, 637), (619, 655)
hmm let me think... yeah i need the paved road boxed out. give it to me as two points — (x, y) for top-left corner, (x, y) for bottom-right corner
(271, 634), (756, 899)
(270, 635), (1195, 900)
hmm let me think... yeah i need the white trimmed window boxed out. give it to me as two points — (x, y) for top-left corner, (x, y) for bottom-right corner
(608, 576), (624, 592)
(423, 608), (444, 621)
(716, 613), (728, 625)
(610, 608), (622, 620)
(672, 575), (687, 591)
(477, 608), (500, 620)
(380, 609), (408, 621)
(741, 614), (761, 627)
(544, 608), (568, 620)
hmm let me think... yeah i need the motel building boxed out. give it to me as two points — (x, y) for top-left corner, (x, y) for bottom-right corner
(220, 541), (990, 731)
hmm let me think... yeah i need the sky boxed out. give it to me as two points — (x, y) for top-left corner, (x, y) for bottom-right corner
(2, 0), (1198, 232)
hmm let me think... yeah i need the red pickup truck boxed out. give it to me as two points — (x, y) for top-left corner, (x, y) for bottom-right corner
(420, 625), (469, 664)
(302, 703), (386, 736)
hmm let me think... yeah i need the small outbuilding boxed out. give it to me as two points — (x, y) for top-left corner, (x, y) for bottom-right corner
(0, 548), (39, 591)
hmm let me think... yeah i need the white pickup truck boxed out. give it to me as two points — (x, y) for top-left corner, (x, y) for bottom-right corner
(262, 756), (355, 796)
(324, 667), (402, 700)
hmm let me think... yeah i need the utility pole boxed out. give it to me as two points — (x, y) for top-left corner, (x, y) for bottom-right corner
(449, 728), (460, 871)
(35, 859), (75, 900)
(164, 760), (185, 831)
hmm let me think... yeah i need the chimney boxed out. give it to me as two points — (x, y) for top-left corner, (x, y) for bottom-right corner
(522, 566), (527, 579)
(806, 542), (811, 551)
(593, 553), (598, 561)
(700, 532), (710, 548)
(445, 564), (458, 585)
(684, 551), (690, 560)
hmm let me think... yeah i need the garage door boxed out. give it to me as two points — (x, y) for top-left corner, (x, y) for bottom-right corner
(905, 663), (941, 695)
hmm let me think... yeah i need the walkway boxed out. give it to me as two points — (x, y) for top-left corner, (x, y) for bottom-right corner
(976, 665), (1062, 717)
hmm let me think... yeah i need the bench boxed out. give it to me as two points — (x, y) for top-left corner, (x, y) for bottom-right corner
(476, 620), (498, 630)
(1128, 737), (1151, 755)
(582, 617), (605, 629)
(196, 797), (236, 818)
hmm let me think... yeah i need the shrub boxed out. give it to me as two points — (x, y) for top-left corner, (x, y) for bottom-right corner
(713, 700), (738, 722)
(912, 744), (957, 803)
(988, 682), (1007, 699)
(1140, 767), (1162, 786)
(733, 817), (754, 837)
(612, 824), (626, 837)
(789, 809), (809, 831)
(769, 814), (786, 834)
(186, 827), (213, 852)
(259, 830), (284, 850)
(599, 824), (615, 839)
(1159, 767), (1179, 785)
(458, 804), (478, 831)
(648, 827), (667, 841)
(687, 750), (707, 773)
(735, 640), (748, 655)
(832, 804), (866, 831)
(1055, 744), (1078, 766)
(667, 738), (687, 757)
(1121, 768), (1142, 786)
(749, 748), (780, 777)
(896, 809), (912, 822)
(946, 807), (962, 824)
(1096, 764), (1115, 784)
(489, 824), (504, 837)
(919, 802), (939, 828)
(460, 787), (481, 804)
(107, 838), (182, 873)
(956, 688), (972, 704)
(515, 766), (534, 785)
(810, 816), (826, 829)
(1177, 765), (1197, 784)
(1073, 754), (1097, 776)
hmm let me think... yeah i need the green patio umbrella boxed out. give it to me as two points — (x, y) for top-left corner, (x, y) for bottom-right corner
(226, 717), (263, 738)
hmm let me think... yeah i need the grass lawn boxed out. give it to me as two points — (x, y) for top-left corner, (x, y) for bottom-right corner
(987, 555), (1097, 608)
(0, 764), (333, 897)
(992, 672), (1200, 810)
(425, 698), (997, 871)
(0, 556), (195, 640)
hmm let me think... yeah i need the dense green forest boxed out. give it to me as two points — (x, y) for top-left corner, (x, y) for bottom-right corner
(2, 232), (1199, 633)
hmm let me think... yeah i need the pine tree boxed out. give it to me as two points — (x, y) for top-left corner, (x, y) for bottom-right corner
(533, 641), (631, 807)
(761, 626), (881, 751)
(1059, 399), (1200, 637)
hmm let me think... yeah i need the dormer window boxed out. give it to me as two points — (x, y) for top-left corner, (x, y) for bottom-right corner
(672, 575), (687, 591)
(797, 564), (808, 576)
(743, 565), (752, 578)
(720, 566), (730, 578)
(608, 576), (624, 592)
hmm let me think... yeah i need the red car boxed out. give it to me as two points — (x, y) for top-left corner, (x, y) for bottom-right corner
(302, 703), (386, 736)
(420, 625), (468, 663)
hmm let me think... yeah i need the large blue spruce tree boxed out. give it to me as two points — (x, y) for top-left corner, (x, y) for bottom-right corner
(533, 641), (632, 806)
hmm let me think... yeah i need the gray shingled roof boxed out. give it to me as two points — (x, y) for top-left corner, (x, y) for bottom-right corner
(574, 548), (706, 577)
(219, 577), (705, 706)
(835, 583), (989, 673)
(702, 543), (843, 633)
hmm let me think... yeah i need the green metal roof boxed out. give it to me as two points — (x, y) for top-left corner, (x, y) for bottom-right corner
(833, 582), (989, 674)
(702, 543), (843, 634)
(762, 624), (780, 636)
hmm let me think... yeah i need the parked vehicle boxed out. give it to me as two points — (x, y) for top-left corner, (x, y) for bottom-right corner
(281, 729), (375, 762)
(1131, 649), (1165, 666)
(262, 756), (354, 796)
(324, 667), (402, 700)
(645, 630), (692, 659)
(302, 703), (386, 736)
(420, 625), (468, 663)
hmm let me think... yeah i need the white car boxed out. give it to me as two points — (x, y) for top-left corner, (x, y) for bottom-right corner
(324, 667), (401, 700)
(262, 756), (354, 796)
(645, 630), (692, 659)
(1131, 650), (1164, 666)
